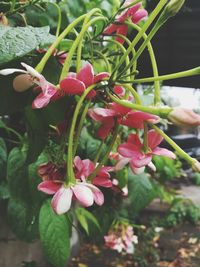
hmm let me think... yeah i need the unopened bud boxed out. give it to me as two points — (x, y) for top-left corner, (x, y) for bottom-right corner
(163, 0), (185, 18)
(13, 74), (34, 92)
(0, 13), (8, 26)
(168, 107), (200, 127)
(192, 160), (200, 173)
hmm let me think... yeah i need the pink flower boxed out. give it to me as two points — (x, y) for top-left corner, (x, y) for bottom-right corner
(59, 63), (109, 98)
(38, 180), (104, 215)
(38, 161), (66, 181)
(104, 224), (138, 254)
(117, 130), (176, 173)
(104, 2), (148, 44)
(88, 99), (159, 139)
(168, 107), (200, 127)
(74, 156), (113, 188)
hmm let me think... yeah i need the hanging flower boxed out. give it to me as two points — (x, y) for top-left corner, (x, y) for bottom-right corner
(168, 107), (200, 127)
(117, 130), (176, 173)
(104, 1), (148, 44)
(59, 63), (109, 98)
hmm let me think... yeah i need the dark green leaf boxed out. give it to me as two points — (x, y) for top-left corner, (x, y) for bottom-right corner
(39, 200), (71, 267)
(0, 137), (7, 180)
(0, 25), (55, 65)
(7, 198), (39, 241)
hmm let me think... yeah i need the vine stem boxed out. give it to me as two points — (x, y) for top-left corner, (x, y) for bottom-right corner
(151, 124), (196, 165)
(60, 15), (107, 81)
(50, 2), (62, 38)
(110, 0), (168, 81)
(67, 85), (96, 184)
(107, 91), (172, 117)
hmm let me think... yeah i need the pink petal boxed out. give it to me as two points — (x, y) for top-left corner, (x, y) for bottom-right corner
(148, 130), (163, 150)
(74, 156), (84, 173)
(93, 107), (117, 118)
(88, 109), (103, 122)
(132, 9), (148, 24)
(127, 134), (142, 148)
(60, 77), (85, 95)
(97, 117), (115, 139)
(113, 86), (125, 96)
(82, 159), (95, 178)
(116, 25), (128, 44)
(118, 143), (141, 158)
(103, 24), (118, 35)
(94, 72), (109, 83)
(152, 147), (176, 159)
(51, 187), (73, 215)
(77, 63), (94, 87)
(93, 176), (113, 188)
(129, 164), (145, 175)
(38, 181), (62, 195)
(32, 91), (54, 109)
(67, 72), (77, 79)
(85, 184), (104, 206)
(126, 3), (141, 17)
(110, 102), (131, 115)
(72, 184), (94, 207)
(86, 89), (96, 99)
(115, 158), (130, 171)
(130, 154), (152, 168)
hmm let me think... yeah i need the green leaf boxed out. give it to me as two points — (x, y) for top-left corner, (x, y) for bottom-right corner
(0, 137), (7, 180)
(39, 200), (71, 267)
(128, 172), (157, 216)
(0, 182), (10, 199)
(7, 198), (39, 241)
(7, 147), (29, 202)
(0, 25), (55, 65)
(75, 207), (101, 235)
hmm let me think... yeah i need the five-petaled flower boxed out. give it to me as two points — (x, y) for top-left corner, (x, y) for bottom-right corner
(104, 1), (148, 44)
(117, 130), (176, 173)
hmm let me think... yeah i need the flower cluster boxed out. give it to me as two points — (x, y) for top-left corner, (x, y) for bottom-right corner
(37, 157), (113, 215)
(104, 223), (138, 254)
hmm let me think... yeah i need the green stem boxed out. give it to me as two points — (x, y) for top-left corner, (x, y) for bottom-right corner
(151, 124), (196, 165)
(117, 83), (142, 104)
(50, 2), (62, 38)
(94, 50), (112, 73)
(107, 91), (172, 117)
(131, 66), (200, 84)
(110, 0), (168, 80)
(67, 85), (96, 184)
(143, 122), (148, 152)
(35, 13), (88, 73)
(60, 15), (107, 81)
(94, 141), (105, 165)
(73, 100), (91, 156)
(121, 23), (161, 105)
(88, 125), (120, 181)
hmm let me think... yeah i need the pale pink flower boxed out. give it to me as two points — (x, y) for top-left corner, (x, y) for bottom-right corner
(168, 107), (200, 127)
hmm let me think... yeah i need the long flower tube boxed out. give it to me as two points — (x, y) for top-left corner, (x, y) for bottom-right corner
(107, 91), (172, 117)
(36, 8), (102, 73)
(60, 15), (108, 81)
(110, 0), (168, 81)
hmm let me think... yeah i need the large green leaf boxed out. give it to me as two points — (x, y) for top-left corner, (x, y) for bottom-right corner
(39, 200), (71, 267)
(128, 172), (157, 216)
(7, 198), (39, 241)
(0, 25), (55, 65)
(7, 147), (29, 202)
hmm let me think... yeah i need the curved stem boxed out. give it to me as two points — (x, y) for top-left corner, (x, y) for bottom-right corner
(88, 125), (120, 181)
(67, 85), (96, 183)
(110, 0), (168, 80)
(60, 15), (107, 81)
(73, 100), (91, 156)
(107, 91), (172, 117)
(117, 83), (142, 104)
(121, 22), (161, 105)
(94, 50), (112, 73)
(50, 2), (62, 38)
(94, 141), (105, 165)
(131, 66), (200, 84)
(35, 13), (88, 73)
(151, 124), (196, 165)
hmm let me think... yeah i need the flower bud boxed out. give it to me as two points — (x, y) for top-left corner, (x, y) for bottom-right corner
(0, 13), (8, 26)
(168, 107), (200, 127)
(163, 0), (185, 18)
(13, 74), (34, 92)
(192, 160), (200, 173)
